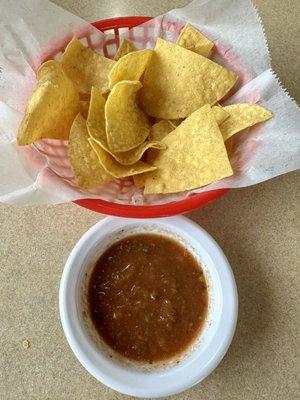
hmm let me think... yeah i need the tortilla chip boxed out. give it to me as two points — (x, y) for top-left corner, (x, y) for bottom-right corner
(17, 60), (79, 145)
(140, 38), (238, 119)
(212, 105), (230, 125)
(87, 87), (108, 148)
(105, 80), (150, 152)
(114, 38), (137, 61)
(89, 139), (156, 178)
(68, 114), (112, 189)
(144, 105), (233, 194)
(220, 104), (273, 141)
(79, 100), (90, 119)
(109, 49), (153, 89)
(61, 37), (115, 95)
(149, 120), (174, 141)
(176, 23), (214, 58)
(87, 87), (163, 165)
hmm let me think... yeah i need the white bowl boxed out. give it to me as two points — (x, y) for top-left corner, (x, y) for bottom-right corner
(59, 216), (238, 398)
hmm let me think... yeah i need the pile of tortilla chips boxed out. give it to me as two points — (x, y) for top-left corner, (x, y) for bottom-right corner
(17, 24), (273, 194)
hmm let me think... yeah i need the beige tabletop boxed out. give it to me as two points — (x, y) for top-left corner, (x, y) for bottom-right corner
(0, 0), (299, 399)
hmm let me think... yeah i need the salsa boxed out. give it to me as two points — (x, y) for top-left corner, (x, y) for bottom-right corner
(88, 233), (208, 363)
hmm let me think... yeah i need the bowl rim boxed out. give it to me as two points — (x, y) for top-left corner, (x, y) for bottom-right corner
(59, 216), (238, 397)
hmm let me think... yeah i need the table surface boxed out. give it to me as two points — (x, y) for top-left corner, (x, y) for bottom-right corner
(1, 1), (299, 399)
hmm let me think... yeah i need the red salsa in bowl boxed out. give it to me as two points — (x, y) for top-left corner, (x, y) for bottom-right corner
(88, 233), (208, 363)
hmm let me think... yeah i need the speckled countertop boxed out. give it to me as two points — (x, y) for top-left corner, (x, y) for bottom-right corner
(0, 1), (299, 399)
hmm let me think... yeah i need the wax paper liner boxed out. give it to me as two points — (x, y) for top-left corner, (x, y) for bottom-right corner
(0, 0), (299, 205)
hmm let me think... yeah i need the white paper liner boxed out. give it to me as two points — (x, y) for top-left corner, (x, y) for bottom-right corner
(0, 0), (299, 206)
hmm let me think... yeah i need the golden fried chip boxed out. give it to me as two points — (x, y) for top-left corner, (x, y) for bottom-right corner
(87, 87), (108, 148)
(17, 60), (79, 145)
(68, 114), (112, 189)
(220, 103), (273, 141)
(144, 105), (233, 194)
(87, 87), (164, 165)
(61, 37), (115, 95)
(114, 38), (137, 61)
(212, 105), (230, 125)
(149, 120), (174, 141)
(105, 80), (150, 152)
(109, 49), (153, 89)
(79, 100), (90, 119)
(176, 23), (214, 58)
(141, 38), (238, 119)
(89, 139), (156, 178)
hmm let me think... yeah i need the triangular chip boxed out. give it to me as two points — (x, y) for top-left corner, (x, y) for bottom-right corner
(220, 104), (273, 141)
(87, 87), (164, 165)
(89, 139), (156, 178)
(17, 60), (79, 145)
(109, 49), (153, 89)
(105, 80), (150, 152)
(114, 38), (137, 61)
(144, 105), (233, 194)
(61, 37), (115, 95)
(68, 114), (112, 189)
(176, 23), (214, 58)
(140, 38), (238, 119)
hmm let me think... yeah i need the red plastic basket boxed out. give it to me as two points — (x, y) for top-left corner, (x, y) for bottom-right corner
(73, 16), (229, 218)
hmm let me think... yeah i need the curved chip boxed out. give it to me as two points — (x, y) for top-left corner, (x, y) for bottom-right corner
(114, 38), (137, 61)
(61, 37), (115, 95)
(89, 139), (156, 178)
(105, 80), (150, 153)
(87, 87), (162, 165)
(144, 105), (233, 194)
(68, 114), (112, 189)
(220, 103), (273, 141)
(87, 87), (108, 148)
(176, 23), (214, 58)
(17, 60), (79, 146)
(140, 38), (238, 119)
(109, 49), (153, 89)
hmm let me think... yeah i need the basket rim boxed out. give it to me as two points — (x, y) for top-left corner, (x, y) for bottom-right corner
(73, 17), (229, 217)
